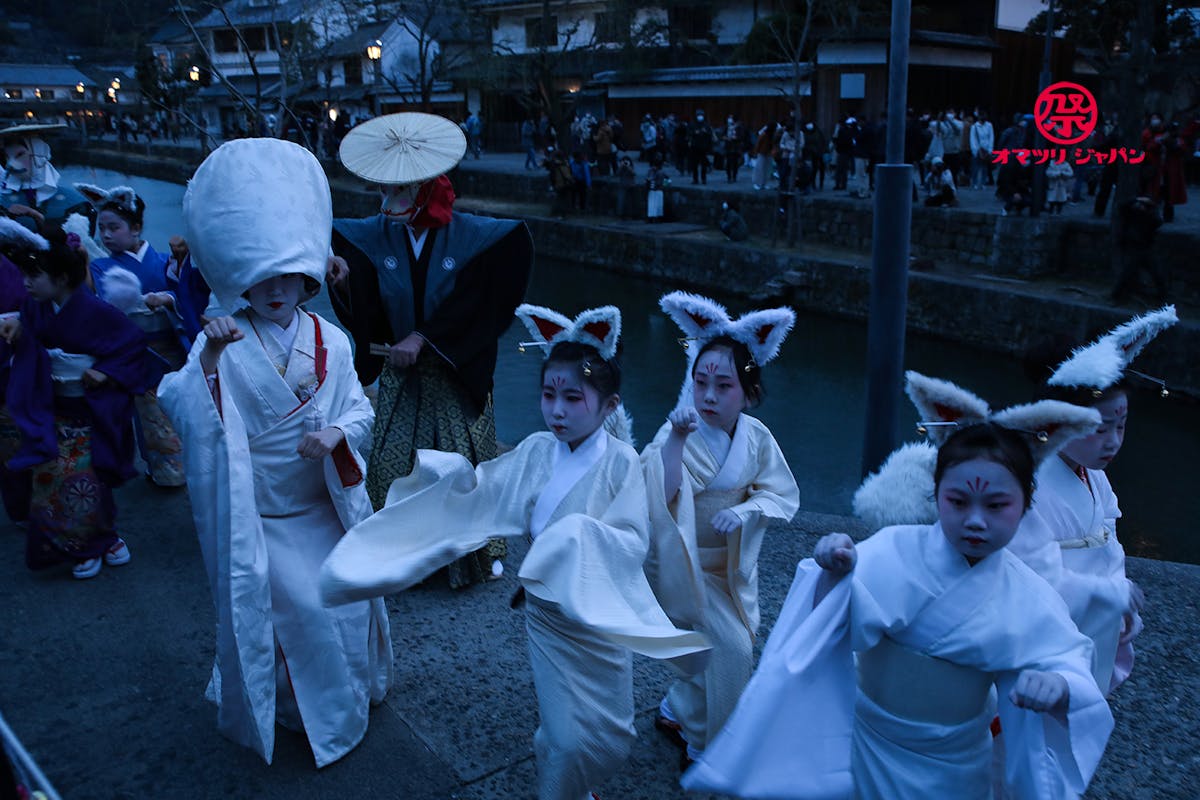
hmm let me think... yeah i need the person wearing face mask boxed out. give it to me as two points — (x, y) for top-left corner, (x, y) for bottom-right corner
(1139, 113), (1188, 223)
(688, 110), (714, 185)
(158, 138), (393, 768)
(328, 113), (532, 589)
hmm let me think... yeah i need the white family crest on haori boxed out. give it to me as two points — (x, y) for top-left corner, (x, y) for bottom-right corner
(74, 182), (139, 215)
(1048, 305), (1178, 393)
(658, 290), (795, 409)
(183, 139), (331, 312)
(853, 370), (1101, 531)
(515, 303), (622, 359)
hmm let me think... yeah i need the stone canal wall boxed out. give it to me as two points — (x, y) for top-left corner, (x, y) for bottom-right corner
(62, 142), (1199, 396)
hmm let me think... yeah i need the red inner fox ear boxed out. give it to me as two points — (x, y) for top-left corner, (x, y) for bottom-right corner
(532, 317), (566, 341)
(687, 311), (716, 329)
(581, 320), (611, 341)
(933, 402), (964, 422)
(755, 324), (775, 345)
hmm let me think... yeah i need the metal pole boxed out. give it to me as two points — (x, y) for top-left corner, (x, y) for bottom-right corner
(1031, 0), (1056, 218)
(373, 60), (382, 117)
(861, 0), (913, 477)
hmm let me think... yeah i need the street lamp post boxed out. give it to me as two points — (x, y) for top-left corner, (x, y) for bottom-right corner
(76, 82), (87, 142)
(366, 39), (382, 118)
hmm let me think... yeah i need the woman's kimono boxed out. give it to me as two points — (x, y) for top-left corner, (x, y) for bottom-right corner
(158, 309), (392, 769)
(683, 524), (1113, 800)
(93, 243), (187, 487)
(1009, 456), (1137, 694)
(641, 414), (799, 755)
(0, 254), (30, 522)
(5, 287), (147, 566)
(320, 427), (710, 800)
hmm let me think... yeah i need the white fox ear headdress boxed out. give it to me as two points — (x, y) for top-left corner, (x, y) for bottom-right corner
(854, 371), (1102, 531)
(74, 183), (141, 217)
(0, 216), (50, 254)
(905, 370), (990, 446)
(659, 290), (795, 409)
(515, 303), (621, 360)
(1048, 305), (1178, 396)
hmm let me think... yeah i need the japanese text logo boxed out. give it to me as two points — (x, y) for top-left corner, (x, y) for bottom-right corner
(1034, 82), (1098, 146)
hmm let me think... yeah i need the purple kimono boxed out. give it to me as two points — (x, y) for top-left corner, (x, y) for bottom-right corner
(6, 287), (149, 565)
(8, 286), (148, 481)
(0, 254), (29, 521)
(90, 242), (170, 295)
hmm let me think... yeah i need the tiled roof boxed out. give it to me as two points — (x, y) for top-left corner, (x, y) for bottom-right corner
(192, 0), (308, 29)
(0, 63), (97, 88)
(323, 21), (391, 58)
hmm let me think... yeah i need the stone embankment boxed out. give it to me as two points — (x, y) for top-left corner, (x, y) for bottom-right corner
(60, 140), (1199, 396)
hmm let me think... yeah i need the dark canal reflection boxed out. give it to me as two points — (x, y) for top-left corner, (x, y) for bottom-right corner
(61, 166), (1198, 565)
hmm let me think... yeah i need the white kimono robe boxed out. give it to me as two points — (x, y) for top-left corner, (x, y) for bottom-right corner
(683, 524), (1113, 800)
(1009, 456), (1138, 694)
(159, 309), (392, 768)
(319, 428), (710, 800)
(641, 414), (799, 753)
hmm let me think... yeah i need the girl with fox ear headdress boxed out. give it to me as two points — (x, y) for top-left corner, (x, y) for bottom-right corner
(640, 290), (801, 769)
(688, 375), (1114, 800)
(320, 301), (710, 800)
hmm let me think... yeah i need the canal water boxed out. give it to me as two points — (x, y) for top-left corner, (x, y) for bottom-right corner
(60, 165), (1199, 565)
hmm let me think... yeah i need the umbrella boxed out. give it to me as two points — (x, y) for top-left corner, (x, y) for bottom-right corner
(338, 112), (467, 185)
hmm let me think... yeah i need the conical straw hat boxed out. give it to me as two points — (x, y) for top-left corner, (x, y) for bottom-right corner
(338, 112), (466, 184)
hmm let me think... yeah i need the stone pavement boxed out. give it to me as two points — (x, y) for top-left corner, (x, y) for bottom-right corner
(2, 462), (1198, 798)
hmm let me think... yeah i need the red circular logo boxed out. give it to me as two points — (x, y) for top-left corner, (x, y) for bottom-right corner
(1034, 82), (1098, 146)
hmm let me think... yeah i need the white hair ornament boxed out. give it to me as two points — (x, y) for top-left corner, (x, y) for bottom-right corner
(514, 303), (621, 361)
(1048, 305), (1177, 396)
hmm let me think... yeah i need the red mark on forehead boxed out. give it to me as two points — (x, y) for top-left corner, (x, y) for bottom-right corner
(687, 311), (713, 329)
(1112, 403), (1127, 417)
(703, 361), (719, 374)
(966, 477), (990, 494)
(551, 376), (566, 389)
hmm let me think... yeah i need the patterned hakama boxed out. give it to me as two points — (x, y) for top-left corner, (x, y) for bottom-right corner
(367, 355), (505, 588)
(25, 405), (118, 568)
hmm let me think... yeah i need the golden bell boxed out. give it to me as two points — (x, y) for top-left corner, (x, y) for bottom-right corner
(582, 363), (592, 376)
(1036, 431), (1049, 443)
(744, 363), (752, 372)
(1091, 388), (1102, 398)
(517, 344), (526, 353)
(1161, 387), (1170, 398)
(916, 425), (928, 436)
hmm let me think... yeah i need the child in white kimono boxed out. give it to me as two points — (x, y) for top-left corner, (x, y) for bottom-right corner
(686, 414), (1115, 800)
(1010, 306), (1176, 695)
(158, 139), (392, 768)
(320, 304), (709, 800)
(642, 292), (800, 768)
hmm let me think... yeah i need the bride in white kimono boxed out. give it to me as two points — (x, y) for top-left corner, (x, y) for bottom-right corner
(158, 139), (391, 768)
(686, 410), (1114, 800)
(1008, 305), (1176, 695)
(320, 304), (709, 800)
(641, 292), (800, 765)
